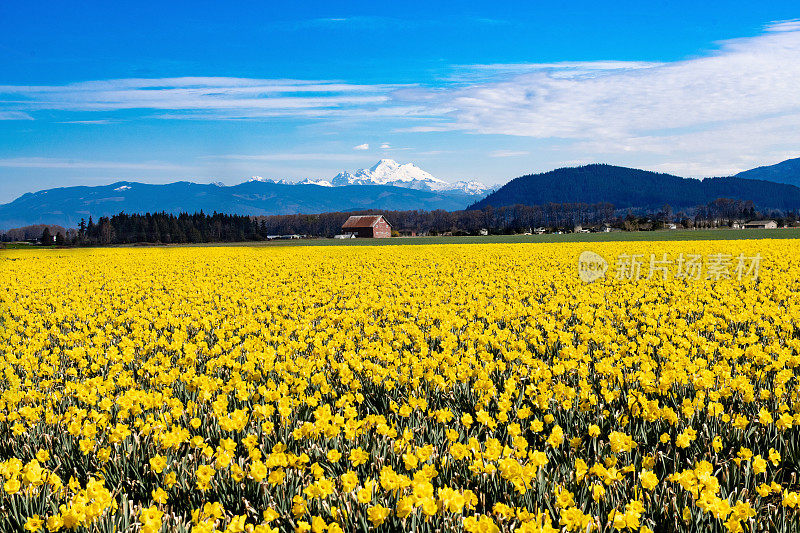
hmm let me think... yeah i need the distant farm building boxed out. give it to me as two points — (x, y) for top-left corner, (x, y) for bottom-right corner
(743, 220), (778, 229)
(341, 215), (392, 238)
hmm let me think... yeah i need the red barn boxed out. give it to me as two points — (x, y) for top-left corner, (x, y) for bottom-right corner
(341, 215), (392, 238)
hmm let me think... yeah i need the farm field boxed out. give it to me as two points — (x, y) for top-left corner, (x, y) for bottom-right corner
(1, 241), (800, 532)
(188, 228), (800, 247)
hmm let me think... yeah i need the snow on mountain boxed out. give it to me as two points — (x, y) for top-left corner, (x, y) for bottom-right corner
(234, 160), (489, 195)
(248, 176), (289, 184)
(332, 159), (450, 189)
(330, 159), (488, 194)
(450, 180), (492, 195)
(298, 178), (334, 187)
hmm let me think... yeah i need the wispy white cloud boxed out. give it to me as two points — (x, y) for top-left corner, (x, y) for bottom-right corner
(380, 143), (391, 149)
(3, 21), (800, 177)
(352, 143), (369, 150)
(146, 105), (428, 121)
(490, 150), (529, 158)
(765, 19), (800, 32)
(428, 23), (800, 138)
(205, 153), (372, 162)
(569, 113), (800, 177)
(415, 150), (453, 156)
(294, 16), (410, 29)
(412, 19), (800, 173)
(57, 119), (113, 125)
(287, 15), (510, 31)
(446, 61), (661, 82)
(0, 157), (185, 170)
(0, 77), (403, 118)
(0, 111), (33, 120)
(393, 125), (451, 133)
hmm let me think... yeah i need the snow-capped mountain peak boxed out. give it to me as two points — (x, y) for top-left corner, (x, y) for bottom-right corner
(331, 159), (485, 194)
(298, 178), (333, 187)
(363, 159), (448, 186)
(238, 159), (489, 195)
(247, 176), (289, 185)
(450, 180), (492, 195)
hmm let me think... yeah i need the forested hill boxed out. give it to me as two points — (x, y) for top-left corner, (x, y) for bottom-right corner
(735, 157), (800, 188)
(468, 164), (800, 211)
(0, 180), (476, 231)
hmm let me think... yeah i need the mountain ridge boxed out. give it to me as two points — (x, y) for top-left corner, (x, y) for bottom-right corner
(6, 158), (800, 232)
(0, 180), (479, 231)
(735, 157), (800, 188)
(226, 159), (489, 194)
(468, 163), (800, 212)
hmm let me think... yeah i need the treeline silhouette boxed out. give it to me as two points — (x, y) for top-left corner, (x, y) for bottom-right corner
(255, 202), (616, 237)
(2, 197), (796, 246)
(72, 212), (265, 245)
(1, 203), (613, 245)
(1, 224), (67, 242)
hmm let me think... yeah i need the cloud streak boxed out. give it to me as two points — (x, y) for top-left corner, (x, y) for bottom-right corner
(0, 111), (33, 120)
(432, 22), (800, 133)
(3, 21), (800, 176)
(205, 153), (373, 162)
(445, 60), (661, 83)
(490, 150), (529, 158)
(0, 157), (186, 170)
(0, 77), (404, 118)
(412, 20), (800, 173)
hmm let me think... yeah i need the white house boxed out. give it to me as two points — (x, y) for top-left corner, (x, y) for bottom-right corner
(743, 220), (778, 229)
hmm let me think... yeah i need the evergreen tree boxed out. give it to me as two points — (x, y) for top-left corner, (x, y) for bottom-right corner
(41, 227), (53, 245)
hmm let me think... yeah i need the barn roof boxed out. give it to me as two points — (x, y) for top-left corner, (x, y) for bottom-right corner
(342, 215), (390, 228)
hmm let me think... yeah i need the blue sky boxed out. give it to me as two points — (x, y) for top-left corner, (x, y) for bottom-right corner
(1, 1), (800, 202)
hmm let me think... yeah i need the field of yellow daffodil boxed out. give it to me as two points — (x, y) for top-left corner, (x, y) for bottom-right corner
(1, 241), (800, 533)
